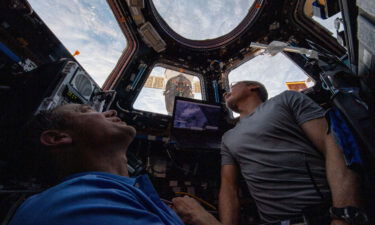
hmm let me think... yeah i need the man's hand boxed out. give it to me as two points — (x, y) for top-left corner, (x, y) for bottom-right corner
(331, 219), (349, 225)
(171, 196), (221, 225)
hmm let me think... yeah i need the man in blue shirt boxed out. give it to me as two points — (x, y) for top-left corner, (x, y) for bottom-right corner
(9, 104), (219, 225)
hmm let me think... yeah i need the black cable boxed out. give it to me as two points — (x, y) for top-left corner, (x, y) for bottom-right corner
(164, 144), (191, 174)
(2, 194), (28, 225)
(150, 165), (167, 174)
(305, 160), (325, 200)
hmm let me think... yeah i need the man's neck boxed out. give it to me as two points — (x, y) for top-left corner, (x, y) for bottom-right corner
(92, 152), (129, 177)
(65, 147), (130, 177)
(238, 96), (263, 118)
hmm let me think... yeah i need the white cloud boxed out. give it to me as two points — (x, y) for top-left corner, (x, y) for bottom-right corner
(140, 0), (311, 114)
(210, 0), (224, 13)
(28, 0), (317, 114)
(228, 53), (310, 98)
(28, 0), (126, 86)
(153, 0), (254, 40)
(192, 8), (211, 30)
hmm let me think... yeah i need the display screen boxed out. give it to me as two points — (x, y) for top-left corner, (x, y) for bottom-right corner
(173, 98), (221, 131)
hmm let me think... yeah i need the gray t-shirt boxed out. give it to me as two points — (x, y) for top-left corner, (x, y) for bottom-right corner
(221, 90), (331, 223)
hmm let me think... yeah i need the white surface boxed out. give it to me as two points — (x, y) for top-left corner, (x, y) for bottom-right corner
(313, 12), (343, 38)
(133, 88), (202, 115)
(133, 88), (168, 115)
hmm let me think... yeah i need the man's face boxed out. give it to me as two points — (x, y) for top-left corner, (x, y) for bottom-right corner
(54, 104), (136, 149)
(224, 82), (252, 112)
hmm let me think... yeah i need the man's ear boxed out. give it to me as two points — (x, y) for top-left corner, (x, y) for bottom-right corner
(249, 85), (260, 92)
(40, 130), (73, 147)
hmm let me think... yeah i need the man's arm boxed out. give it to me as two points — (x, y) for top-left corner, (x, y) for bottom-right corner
(301, 117), (361, 224)
(171, 164), (240, 225)
(219, 164), (240, 225)
(172, 196), (221, 225)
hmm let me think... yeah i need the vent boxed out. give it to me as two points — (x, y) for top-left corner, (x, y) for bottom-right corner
(71, 72), (94, 100)
(139, 22), (166, 53)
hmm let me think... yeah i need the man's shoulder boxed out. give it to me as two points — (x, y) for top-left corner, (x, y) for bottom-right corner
(222, 125), (238, 142)
(65, 172), (135, 186)
(58, 172), (138, 195)
(274, 90), (302, 100)
(9, 173), (147, 225)
(268, 90), (306, 106)
(51, 172), (135, 192)
(16, 173), (138, 211)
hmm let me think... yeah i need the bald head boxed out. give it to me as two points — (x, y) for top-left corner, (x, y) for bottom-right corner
(224, 80), (268, 115)
(40, 104), (136, 150)
(26, 104), (136, 179)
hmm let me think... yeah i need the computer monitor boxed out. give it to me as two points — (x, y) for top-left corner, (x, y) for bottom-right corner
(171, 97), (224, 149)
(172, 97), (222, 132)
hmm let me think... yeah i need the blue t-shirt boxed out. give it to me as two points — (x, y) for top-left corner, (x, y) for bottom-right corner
(9, 172), (184, 225)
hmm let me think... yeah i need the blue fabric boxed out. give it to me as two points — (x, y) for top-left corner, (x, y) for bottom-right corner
(0, 42), (21, 62)
(328, 107), (363, 166)
(9, 172), (184, 225)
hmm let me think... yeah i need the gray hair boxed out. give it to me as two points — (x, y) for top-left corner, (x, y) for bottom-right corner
(235, 80), (268, 102)
(26, 107), (70, 152)
(20, 106), (70, 184)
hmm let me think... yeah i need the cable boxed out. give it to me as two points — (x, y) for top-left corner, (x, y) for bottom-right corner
(150, 161), (167, 174)
(116, 100), (129, 112)
(304, 154), (325, 200)
(2, 194), (28, 225)
(145, 142), (168, 175)
(164, 147), (191, 174)
(175, 192), (217, 210)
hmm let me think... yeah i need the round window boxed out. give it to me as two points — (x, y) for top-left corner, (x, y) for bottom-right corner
(152, 0), (255, 40)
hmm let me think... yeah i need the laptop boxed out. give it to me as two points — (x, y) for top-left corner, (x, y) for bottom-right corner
(171, 97), (224, 150)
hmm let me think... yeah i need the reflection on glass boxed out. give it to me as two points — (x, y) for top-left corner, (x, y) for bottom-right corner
(28, 0), (127, 86)
(152, 0), (255, 40)
(133, 66), (202, 115)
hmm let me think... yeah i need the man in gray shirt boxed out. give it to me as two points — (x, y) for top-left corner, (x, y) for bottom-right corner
(172, 80), (364, 225)
(218, 81), (360, 225)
